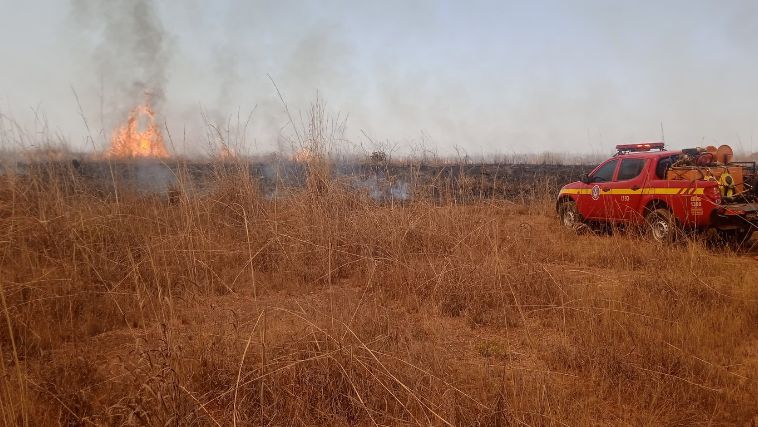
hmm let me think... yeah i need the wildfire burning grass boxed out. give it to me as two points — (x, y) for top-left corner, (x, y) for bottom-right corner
(0, 155), (757, 426)
(108, 103), (169, 159)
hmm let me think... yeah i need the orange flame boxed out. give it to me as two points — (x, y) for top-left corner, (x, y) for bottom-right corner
(218, 145), (237, 160)
(108, 104), (169, 158)
(293, 148), (314, 163)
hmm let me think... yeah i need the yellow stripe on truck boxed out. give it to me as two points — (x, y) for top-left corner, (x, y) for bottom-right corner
(558, 189), (592, 195)
(606, 189), (641, 195)
(558, 188), (705, 196)
(643, 188), (705, 195)
(641, 188), (682, 195)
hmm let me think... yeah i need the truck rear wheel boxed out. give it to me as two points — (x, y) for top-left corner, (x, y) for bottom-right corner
(558, 200), (582, 231)
(717, 227), (755, 249)
(645, 208), (679, 243)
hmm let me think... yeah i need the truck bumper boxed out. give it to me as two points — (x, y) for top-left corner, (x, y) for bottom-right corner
(710, 203), (758, 230)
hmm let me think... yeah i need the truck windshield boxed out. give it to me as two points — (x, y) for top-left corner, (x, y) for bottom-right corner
(589, 159), (618, 183)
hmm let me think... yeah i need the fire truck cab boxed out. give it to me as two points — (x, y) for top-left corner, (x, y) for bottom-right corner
(556, 142), (758, 244)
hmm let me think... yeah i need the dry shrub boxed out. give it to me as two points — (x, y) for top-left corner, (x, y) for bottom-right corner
(0, 154), (757, 426)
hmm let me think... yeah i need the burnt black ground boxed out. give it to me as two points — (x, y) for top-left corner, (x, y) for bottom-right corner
(5, 159), (588, 202)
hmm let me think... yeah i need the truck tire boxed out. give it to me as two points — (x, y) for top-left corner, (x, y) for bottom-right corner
(645, 208), (679, 243)
(558, 200), (582, 231)
(717, 227), (755, 249)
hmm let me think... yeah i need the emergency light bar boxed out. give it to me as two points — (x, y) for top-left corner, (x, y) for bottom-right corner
(615, 142), (665, 154)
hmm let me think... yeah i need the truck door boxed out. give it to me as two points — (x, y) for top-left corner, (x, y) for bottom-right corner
(602, 158), (648, 221)
(577, 158), (619, 220)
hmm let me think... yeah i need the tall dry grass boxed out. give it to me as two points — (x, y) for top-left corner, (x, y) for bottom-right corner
(0, 146), (757, 426)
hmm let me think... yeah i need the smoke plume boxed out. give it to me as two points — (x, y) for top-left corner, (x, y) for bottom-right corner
(3, 1), (758, 156)
(70, 0), (171, 128)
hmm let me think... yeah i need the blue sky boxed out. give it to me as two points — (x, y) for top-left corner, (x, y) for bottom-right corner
(1, 0), (757, 156)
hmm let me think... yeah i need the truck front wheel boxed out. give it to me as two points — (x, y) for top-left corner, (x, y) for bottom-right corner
(645, 208), (679, 243)
(558, 200), (582, 231)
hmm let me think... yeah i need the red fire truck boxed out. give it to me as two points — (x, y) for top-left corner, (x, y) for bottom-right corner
(556, 142), (758, 244)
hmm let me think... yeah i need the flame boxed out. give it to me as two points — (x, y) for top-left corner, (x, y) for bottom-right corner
(293, 148), (314, 163)
(108, 104), (169, 158)
(218, 145), (237, 160)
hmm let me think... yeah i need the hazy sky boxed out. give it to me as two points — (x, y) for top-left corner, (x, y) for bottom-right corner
(1, 0), (758, 156)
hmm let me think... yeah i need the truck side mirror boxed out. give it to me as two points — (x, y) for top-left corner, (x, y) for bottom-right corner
(580, 173), (590, 184)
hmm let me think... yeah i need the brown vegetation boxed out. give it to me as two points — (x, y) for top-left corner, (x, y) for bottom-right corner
(0, 155), (757, 426)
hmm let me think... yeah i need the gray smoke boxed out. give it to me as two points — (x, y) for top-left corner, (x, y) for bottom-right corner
(2, 0), (754, 157)
(69, 0), (171, 127)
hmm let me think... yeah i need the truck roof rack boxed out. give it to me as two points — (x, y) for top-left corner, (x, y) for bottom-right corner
(615, 142), (665, 155)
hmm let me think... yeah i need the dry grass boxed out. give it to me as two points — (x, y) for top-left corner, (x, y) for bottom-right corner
(0, 154), (757, 426)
